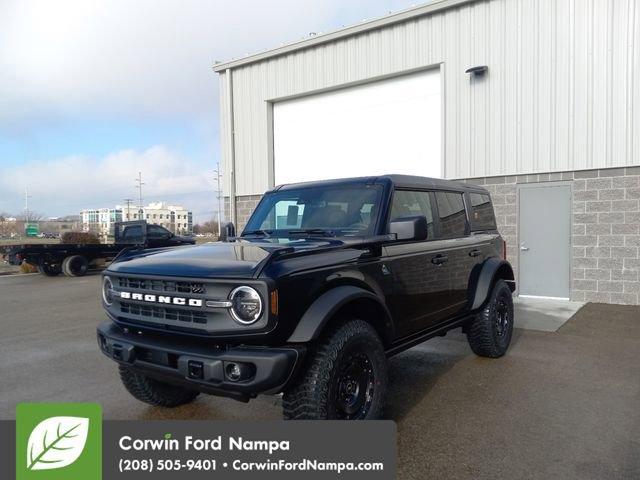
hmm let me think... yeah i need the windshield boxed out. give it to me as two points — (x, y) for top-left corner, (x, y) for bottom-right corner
(243, 184), (383, 237)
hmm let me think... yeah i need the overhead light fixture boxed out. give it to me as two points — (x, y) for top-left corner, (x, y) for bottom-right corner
(465, 65), (488, 76)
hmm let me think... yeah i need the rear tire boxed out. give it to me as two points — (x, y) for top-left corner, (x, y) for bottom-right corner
(62, 255), (88, 277)
(283, 319), (388, 420)
(118, 366), (199, 407)
(37, 263), (62, 276)
(466, 279), (514, 358)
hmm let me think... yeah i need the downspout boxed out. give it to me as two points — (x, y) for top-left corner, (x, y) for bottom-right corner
(225, 68), (237, 226)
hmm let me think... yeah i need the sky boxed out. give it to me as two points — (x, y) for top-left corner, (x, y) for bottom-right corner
(0, 0), (422, 223)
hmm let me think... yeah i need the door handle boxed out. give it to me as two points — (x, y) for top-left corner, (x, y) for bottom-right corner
(520, 246), (529, 251)
(431, 254), (449, 265)
(469, 249), (481, 257)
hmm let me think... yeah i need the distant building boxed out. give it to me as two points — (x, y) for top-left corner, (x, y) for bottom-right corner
(80, 208), (123, 236)
(120, 202), (193, 235)
(81, 203), (193, 236)
(0, 216), (19, 238)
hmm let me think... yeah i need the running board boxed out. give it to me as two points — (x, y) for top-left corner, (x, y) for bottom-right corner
(385, 315), (472, 357)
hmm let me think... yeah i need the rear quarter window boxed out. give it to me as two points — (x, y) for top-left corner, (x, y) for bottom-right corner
(469, 193), (497, 231)
(434, 191), (468, 238)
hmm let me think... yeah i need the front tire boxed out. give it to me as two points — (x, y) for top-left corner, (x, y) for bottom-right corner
(467, 279), (514, 358)
(283, 319), (388, 420)
(119, 366), (199, 407)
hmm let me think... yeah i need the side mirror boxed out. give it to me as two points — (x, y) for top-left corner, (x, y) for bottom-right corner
(219, 222), (236, 242)
(389, 215), (428, 241)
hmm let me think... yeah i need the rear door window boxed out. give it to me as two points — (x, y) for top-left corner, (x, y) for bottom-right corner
(434, 191), (468, 238)
(468, 193), (497, 231)
(390, 190), (435, 239)
(148, 225), (170, 239)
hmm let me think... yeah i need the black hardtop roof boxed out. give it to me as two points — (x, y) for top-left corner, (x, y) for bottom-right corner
(272, 174), (488, 194)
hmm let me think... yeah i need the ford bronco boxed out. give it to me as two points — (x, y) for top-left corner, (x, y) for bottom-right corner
(97, 175), (515, 419)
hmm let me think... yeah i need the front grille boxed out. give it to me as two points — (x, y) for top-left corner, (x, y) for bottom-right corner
(120, 301), (207, 324)
(117, 277), (206, 294)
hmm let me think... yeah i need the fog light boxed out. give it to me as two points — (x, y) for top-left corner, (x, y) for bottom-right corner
(225, 362), (255, 382)
(226, 363), (242, 381)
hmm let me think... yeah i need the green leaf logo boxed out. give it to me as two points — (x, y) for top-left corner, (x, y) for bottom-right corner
(26, 416), (90, 471)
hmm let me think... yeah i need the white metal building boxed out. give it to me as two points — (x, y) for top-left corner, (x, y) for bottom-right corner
(214, 0), (640, 305)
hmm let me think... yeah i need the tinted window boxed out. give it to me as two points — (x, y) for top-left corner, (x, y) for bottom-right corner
(390, 190), (435, 239)
(469, 193), (497, 231)
(434, 191), (468, 238)
(148, 225), (169, 239)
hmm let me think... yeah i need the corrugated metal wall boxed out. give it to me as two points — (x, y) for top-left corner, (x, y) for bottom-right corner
(220, 0), (640, 197)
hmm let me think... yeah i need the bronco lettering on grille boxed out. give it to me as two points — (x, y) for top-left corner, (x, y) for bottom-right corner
(119, 291), (203, 307)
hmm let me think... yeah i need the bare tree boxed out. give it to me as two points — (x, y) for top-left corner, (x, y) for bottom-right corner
(19, 211), (44, 222)
(193, 218), (219, 236)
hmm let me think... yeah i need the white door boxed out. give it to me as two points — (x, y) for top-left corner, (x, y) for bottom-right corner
(272, 69), (442, 185)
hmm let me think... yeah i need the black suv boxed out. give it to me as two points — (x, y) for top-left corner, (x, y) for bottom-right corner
(97, 175), (515, 419)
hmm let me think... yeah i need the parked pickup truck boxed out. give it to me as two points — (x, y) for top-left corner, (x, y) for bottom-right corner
(97, 175), (515, 420)
(5, 221), (195, 277)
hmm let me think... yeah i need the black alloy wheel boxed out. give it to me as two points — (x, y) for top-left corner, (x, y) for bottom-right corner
(332, 351), (375, 420)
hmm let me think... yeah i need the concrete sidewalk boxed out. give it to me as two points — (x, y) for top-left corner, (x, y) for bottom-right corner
(514, 296), (585, 332)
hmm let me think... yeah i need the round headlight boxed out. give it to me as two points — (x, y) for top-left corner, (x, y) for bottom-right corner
(102, 276), (114, 306)
(229, 286), (263, 324)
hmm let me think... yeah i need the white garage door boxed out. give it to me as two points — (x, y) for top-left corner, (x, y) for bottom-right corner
(272, 69), (442, 186)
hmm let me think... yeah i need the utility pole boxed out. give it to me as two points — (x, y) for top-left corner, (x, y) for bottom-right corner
(135, 172), (145, 217)
(24, 188), (32, 220)
(123, 199), (133, 221)
(213, 168), (222, 236)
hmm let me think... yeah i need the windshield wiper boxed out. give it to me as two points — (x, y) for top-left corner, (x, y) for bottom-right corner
(287, 228), (335, 237)
(242, 229), (272, 237)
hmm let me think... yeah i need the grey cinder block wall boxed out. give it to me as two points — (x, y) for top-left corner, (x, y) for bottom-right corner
(225, 166), (640, 306)
(464, 166), (640, 305)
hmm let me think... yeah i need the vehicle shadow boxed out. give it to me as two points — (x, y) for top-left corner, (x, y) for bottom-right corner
(385, 328), (524, 422)
(385, 337), (468, 422)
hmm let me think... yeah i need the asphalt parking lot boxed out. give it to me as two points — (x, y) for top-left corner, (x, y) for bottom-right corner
(1, 273), (639, 479)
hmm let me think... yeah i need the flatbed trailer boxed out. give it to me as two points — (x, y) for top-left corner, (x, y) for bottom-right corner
(4, 221), (195, 277)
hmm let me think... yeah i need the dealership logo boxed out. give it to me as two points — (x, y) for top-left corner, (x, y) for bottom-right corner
(16, 403), (102, 480)
(26, 417), (89, 470)
(120, 291), (203, 307)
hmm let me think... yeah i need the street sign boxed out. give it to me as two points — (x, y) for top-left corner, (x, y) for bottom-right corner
(25, 223), (39, 237)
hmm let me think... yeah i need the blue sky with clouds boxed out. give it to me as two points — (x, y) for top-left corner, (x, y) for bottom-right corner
(0, 0), (420, 222)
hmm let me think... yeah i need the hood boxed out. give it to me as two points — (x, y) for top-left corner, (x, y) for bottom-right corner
(174, 235), (196, 244)
(107, 237), (344, 278)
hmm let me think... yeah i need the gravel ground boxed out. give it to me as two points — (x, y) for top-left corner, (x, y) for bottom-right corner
(0, 262), (20, 275)
(1, 274), (638, 479)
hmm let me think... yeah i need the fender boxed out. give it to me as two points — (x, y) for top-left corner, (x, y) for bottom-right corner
(287, 285), (392, 343)
(469, 257), (516, 310)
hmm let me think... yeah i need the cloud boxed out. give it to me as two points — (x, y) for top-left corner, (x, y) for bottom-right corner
(0, 0), (408, 125)
(0, 146), (218, 221)
(0, 0), (419, 221)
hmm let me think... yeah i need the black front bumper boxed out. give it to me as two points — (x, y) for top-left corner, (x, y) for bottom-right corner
(97, 321), (300, 402)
